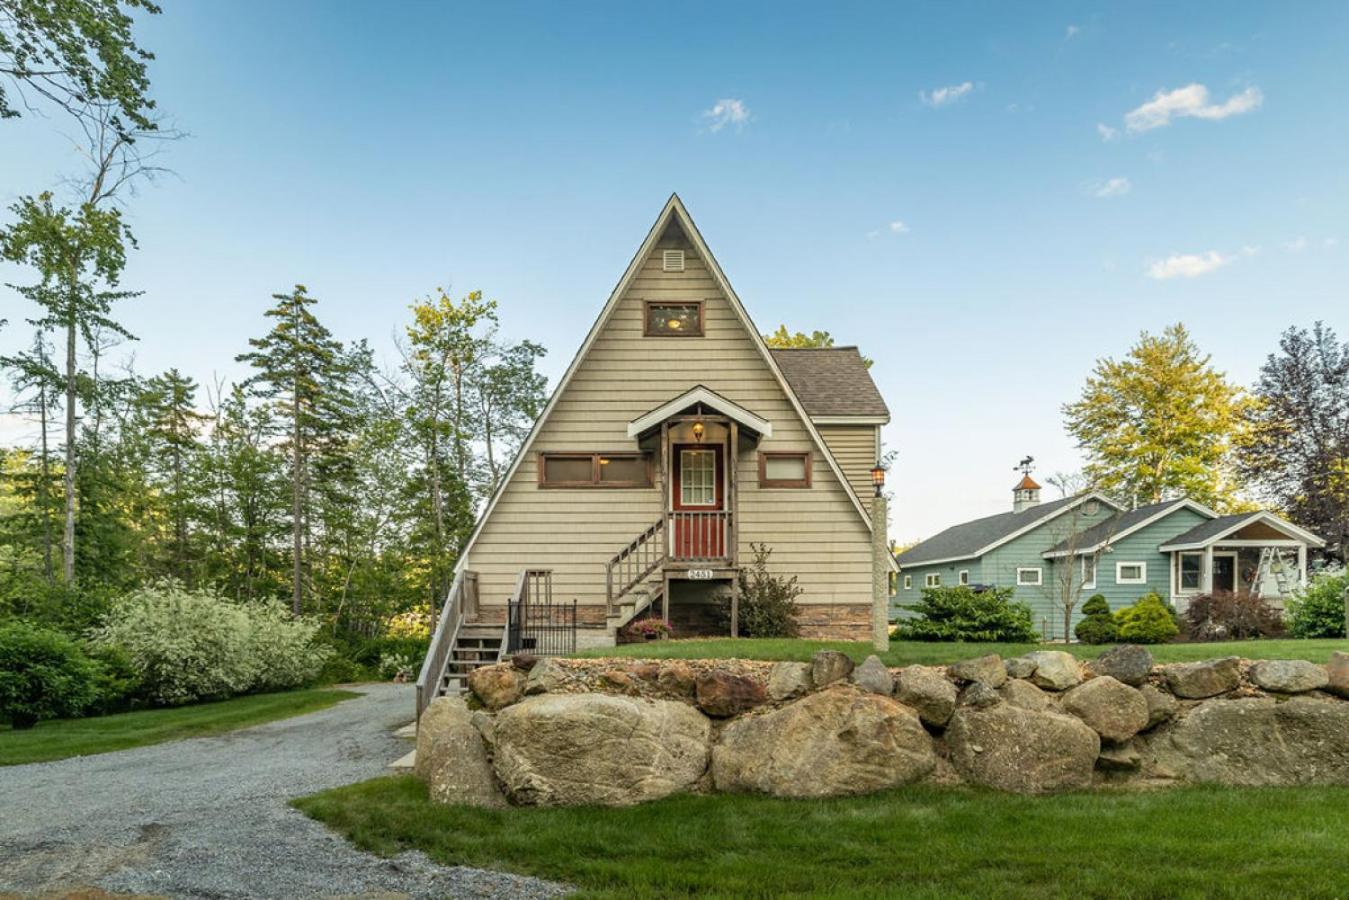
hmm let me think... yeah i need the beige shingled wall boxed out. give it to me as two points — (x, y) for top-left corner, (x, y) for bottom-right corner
(817, 424), (880, 516)
(464, 222), (873, 637)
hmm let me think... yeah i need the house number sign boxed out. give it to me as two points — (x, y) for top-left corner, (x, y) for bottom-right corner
(687, 569), (714, 580)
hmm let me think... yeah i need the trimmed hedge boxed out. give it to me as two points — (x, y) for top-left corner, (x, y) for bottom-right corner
(1114, 593), (1179, 644)
(1074, 594), (1118, 645)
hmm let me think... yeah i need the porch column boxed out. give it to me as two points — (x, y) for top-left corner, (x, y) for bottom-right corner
(1201, 546), (1214, 594)
(1297, 544), (1308, 588)
(872, 491), (890, 652)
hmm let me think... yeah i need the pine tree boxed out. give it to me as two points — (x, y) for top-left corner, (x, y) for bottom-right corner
(139, 368), (207, 579)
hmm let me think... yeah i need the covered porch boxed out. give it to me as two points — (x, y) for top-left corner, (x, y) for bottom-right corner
(1161, 512), (1326, 610)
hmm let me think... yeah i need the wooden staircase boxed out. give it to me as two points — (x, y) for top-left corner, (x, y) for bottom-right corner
(438, 625), (506, 696)
(606, 579), (664, 637)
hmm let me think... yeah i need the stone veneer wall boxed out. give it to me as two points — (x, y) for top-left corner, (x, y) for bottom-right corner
(415, 648), (1349, 808)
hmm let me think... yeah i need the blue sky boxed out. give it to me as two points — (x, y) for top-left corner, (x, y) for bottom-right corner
(2, 1), (1347, 541)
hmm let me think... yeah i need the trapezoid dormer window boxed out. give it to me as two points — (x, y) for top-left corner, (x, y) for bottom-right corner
(644, 300), (704, 337)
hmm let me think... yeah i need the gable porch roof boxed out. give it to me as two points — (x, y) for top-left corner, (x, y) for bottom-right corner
(627, 385), (773, 439)
(1158, 511), (1326, 551)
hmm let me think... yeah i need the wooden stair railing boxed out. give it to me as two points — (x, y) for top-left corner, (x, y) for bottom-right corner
(415, 568), (470, 721)
(605, 517), (667, 615)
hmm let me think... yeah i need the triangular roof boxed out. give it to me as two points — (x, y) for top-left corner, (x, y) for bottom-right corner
(1041, 498), (1216, 558)
(627, 385), (773, 439)
(1014, 474), (1041, 491)
(1158, 511), (1325, 551)
(457, 194), (883, 572)
(895, 491), (1123, 568)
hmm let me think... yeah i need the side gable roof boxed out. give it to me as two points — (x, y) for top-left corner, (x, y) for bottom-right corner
(895, 492), (1123, 568)
(1042, 498), (1217, 558)
(457, 194), (882, 572)
(1158, 511), (1326, 550)
(771, 348), (889, 421)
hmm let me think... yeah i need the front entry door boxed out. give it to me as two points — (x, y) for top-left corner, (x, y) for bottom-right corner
(1212, 553), (1238, 593)
(671, 444), (725, 560)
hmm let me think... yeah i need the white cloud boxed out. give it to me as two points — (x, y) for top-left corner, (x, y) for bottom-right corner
(1284, 236), (1309, 252)
(920, 81), (974, 108)
(1096, 122), (1120, 142)
(867, 219), (910, 239)
(1065, 24), (1081, 39)
(702, 98), (750, 132)
(1147, 250), (1234, 280)
(1092, 177), (1132, 198)
(1124, 83), (1263, 133)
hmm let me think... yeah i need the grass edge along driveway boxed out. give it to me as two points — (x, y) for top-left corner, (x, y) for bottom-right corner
(0, 687), (360, 766)
(574, 637), (1349, 666)
(295, 775), (1349, 899)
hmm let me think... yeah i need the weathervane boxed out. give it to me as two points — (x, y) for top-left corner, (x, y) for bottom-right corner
(1014, 455), (1035, 476)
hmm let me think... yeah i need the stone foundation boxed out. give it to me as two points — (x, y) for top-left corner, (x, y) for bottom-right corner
(415, 649), (1349, 807)
(793, 603), (872, 641)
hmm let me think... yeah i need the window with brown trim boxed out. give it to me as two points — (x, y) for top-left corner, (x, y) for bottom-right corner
(643, 300), (704, 337)
(538, 452), (652, 488)
(758, 451), (812, 488)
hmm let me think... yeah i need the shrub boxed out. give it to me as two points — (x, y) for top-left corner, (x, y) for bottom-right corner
(1183, 590), (1285, 641)
(1285, 569), (1349, 638)
(1074, 594), (1118, 645)
(92, 582), (332, 705)
(0, 621), (99, 728)
(1113, 593), (1179, 644)
(315, 654), (370, 686)
(718, 543), (803, 638)
(622, 618), (674, 641)
(351, 635), (429, 672)
(86, 644), (142, 715)
(896, 585), (1038, 643)
(378, 652), (418, 681)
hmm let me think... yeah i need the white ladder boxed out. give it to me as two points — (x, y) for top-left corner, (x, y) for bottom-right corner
(1253, 547), (1294, 597)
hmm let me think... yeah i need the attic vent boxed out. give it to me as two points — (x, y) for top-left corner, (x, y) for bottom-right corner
(663, 249), (685, 272)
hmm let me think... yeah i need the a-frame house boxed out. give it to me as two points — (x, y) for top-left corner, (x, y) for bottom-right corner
(418, 195), (892, 714)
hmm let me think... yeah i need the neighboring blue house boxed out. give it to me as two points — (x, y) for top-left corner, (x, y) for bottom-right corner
(893, 474), (1324, 640)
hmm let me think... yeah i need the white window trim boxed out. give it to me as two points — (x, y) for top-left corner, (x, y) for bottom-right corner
(1177, 551), (1203, 594)
(924, 573), (941, 588)
(958, 569), (970, 586)
(1081, 556), (1097, 590)
(1016, 567), (1043, 586)
(1116, 561), (1147, 585)
(903, 574), (912, 591)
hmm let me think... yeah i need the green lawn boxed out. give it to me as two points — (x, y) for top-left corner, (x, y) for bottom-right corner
(0, 687), (359, 766)
(296, 775), (1349, 898)
(576, 637), (1349, 666)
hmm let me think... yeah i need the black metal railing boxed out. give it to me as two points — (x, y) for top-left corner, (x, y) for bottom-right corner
(507, 570), (577, 656)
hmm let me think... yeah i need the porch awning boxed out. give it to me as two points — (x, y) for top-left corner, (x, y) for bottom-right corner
(1158, 512), (1325, 552)
(626, 385), (773, 439)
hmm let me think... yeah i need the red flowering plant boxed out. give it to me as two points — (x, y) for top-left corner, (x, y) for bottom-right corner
(623, 617), (674, 640)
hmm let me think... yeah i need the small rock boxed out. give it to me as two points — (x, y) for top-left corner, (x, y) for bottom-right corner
(601, 669), (634, 689)
(949, 654), (1007, 688)
(894, 666), (958, 727)
(1328, 652), (1349, 698)
(1163, 657), (1241, 699)
(1249, 659), (1329, 694)
(851, 655), (895, 695)
(695, 670), (767, 717)
(630, 662), (662, 682)
(1141, 684), (1178, 729)
(1004, 656), (1037, 679)
(1096, 741), (1142, 771)
(767, 661), (813, 701)
(959, 682), (1002, 709)
(1060, 676), (1149, 742)
(468, 664), (527, 710)
(999, 678), (1052, 711)
(1089, 644), (1153, 687)
(946, 703), (1100, 794)
(657, 660), (697, 697)
(1027, 651), (1083, 691)
(510, 653), (539, 671)
(811, 650), (855, 687)
(525, 657), (568, 695)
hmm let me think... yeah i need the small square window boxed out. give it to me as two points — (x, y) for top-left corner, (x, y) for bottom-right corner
(644, 301), (703, 337)
(903, 575), (912, 590)
(1017, 567), (1042, 586)
(1085, 499), (1100, 516)
(924, 573), (941, 588)
(759, 452), (811, 488)
(1116, 562), (1147, 585)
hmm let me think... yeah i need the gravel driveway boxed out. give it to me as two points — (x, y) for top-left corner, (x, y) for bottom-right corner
(0, 683), (567, 898)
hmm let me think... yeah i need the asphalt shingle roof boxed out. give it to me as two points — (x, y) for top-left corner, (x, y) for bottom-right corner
(895, 494), (1087, 567)
(1159, 514), (1254, 548)
(1044, 499), (1188, 555)
(771, 347), (889, 419)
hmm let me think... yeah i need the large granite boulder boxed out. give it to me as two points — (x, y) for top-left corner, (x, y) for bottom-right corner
(712, 686), (936, 798)
(999, 678), (1052, 712)
(851, 655), (895, 695)
(695, 671), (767, 717)
(1162, 657), (1240, 699)
(415, 696), (506, 808)
(894, 666), (958, 727)
(1060, 675), (1149, 742)
(1089, 644), (1153, 687)
(468, 664), (527, 710)
(491, 693), (711, 806)
(1141, 684), (1178, 730)
(1026, 651), (1083, 691)
(1329, 652), (1349, 699)
(1148, 696), (1349, 786)
(766, 662), (813, 701)
(811, 650), (854, 687)
(1249, 659), (1329, 694)
(946, 703), (1099, 794)
(948, 654), (1007, 688)
(1004, 656), (1037, 680)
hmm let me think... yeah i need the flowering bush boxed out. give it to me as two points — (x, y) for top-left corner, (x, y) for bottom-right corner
(624, 618), (674, 640)
(386, 608), (431, 640)
(92, 582), (331, 705)
(379, 652), (418, 681)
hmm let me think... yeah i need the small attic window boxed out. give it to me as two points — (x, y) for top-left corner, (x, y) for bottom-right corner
(663, 249), (685, 272)
(644, 300), (703, 337)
